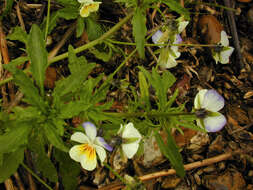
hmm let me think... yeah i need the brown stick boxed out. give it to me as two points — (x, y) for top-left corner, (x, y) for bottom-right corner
(16, 2), (26, 31)
(4, 178), (15, 190)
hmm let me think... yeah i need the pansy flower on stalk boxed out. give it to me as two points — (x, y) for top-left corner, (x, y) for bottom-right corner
(212, 31), (234, 64)
(78, 0), (101, 17)
(152, 17), (189, 69)
(194, 89), (227, 132)
(117, 122), (142, 159)
(69, 122), (112, 171)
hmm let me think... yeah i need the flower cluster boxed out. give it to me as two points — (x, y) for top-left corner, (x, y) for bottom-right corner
(69, 122), (142, 171)
(194, 89), (227, 132)
(78, 0), (101, 17)
(212, 31), (234, 64)
(152, 17), (189, 69)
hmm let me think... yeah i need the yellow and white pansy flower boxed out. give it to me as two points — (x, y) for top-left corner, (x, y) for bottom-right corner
(69, 122), (112, 171)
(194, 89), (227, 132)
(78, 0), (101, 18)
(212, 31), (234, 64)
(117, 122), (142, 159)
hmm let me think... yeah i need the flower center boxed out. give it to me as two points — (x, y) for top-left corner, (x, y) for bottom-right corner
(80, 143), (96, 160)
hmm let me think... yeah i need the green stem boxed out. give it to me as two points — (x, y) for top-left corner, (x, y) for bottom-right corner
(45, 0), (51, 39)
(106, 39), (218, 47)
(21, 163), (54, 190)
(103, 111), (195, 118)
(103, 162), (128, 185)
(48, 12), (134, 65)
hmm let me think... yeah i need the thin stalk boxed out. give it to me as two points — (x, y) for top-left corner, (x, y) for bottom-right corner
(48, 12), (134, 65)
(44, 0), (51, 39)
(103, 111), (195, 118)
(21, 163), (53, 190)
(106, 39), (218, 47)
(103, 162), (129, 187)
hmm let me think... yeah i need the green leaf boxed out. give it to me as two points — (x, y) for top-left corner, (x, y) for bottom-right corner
(76, 17), (85, 38)
(85, 18), (104, 41)
(161, 0), (190, 20)
(132, 8), (147, 58)
(174, 120), (206, 133)
(89, 47), (112, 62)
(7, 27), (28, 44)
(138, 71), (150, 110)
(43, 123), (68, 152)
(54, 150), (80, 190)
(0, 122), (31, 154)
(154, 130), (185, 177)
(58, 101), (91, 119)
(29, 133), (58, 182)
(0, 147), (24, 183)
(53, 46), (95, 99)
(27, 24), (48, 96)
(4, 65), (46, 111)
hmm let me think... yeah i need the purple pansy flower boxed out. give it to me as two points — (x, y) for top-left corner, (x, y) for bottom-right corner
(194, 89), (227, 132)
(69, 122), (112, 171)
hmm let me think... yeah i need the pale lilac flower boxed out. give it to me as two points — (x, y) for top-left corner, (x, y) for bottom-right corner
(78, 0), (101, 17)
(69, 122), (112, 171)
(212, 31), (234, 64)
(194, 89), (227, 132)
(118, 123), (142, 159)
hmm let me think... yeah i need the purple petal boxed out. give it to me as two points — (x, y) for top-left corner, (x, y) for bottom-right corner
(202, 89), (225, 112)
(152, 30), (163, 44)
(82, 122), (97, 141)
(175, 34), (182, 44)
(95, 137), (113, 152)
(204, 113), (227, 132)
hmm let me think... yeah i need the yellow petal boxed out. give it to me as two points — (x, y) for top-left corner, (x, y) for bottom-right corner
(80, 2), (101, 17)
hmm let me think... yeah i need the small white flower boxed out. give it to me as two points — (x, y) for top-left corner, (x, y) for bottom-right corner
(194, 89), (227, 132)
(176, 16), (189, 33)
(69, 122), (112, 171)
(78, 0), (101, 18)
(212, 31), (234, 64)
(118, 123), (142, 159)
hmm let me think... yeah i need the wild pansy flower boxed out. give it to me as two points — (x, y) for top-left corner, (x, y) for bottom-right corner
(78, 0), (101, 18)
(194, 89), (227, 132)
(212, 31), (234, 64)
(117, 123), (142, 159)
(152, 17), (188, 69)
(69, 122), (112, 171)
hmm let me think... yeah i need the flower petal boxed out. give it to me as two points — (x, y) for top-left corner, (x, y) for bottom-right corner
(122, 142), (139, 159)
(82, 122), (97, 142)
(71, 132), (90, 143)
(78, 0), (94, 3)
(95, 137), (113, 151)
(220, 31), (229, 46)
(204, 113), (227, 132)
(152, 30), (163, 44)
(202, 89), (224, 112)
(94, 144), (106, 163)
(122, 123), (141, 139)
(175, 34), (182, 44)
(69, 145), (86, 162)
(178, 21), (189, 33)
(79, 144), (97, 171)
(194, 89), (208, 109)
(80, 155), (97, 171)
(220, 47), (234, 64)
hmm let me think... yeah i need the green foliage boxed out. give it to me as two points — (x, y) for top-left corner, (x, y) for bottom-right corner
(0, 122), (31, 154)
(29, 133), (58, 182)
(0, 0), (14, 19)
(7, 27), (28, 44)
(27, 24), (48, 96)
(161, 0), (190, 20)
(132, 8), (147, 59)
(0, 147), (25, 183)
(154, 129), (185, 177)
(55, 150), (80, 190)
(76, 17), (85, 38)
(85, 17), (104, 41)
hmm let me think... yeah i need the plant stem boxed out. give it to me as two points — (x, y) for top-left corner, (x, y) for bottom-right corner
(103, 162), (129, 186)
(21, 163), (54, 190)
(106, 39), (218, 47)
(48, 12), (134, 65)
(44, 0), (51, 39)
(103, 111), (195, 118)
